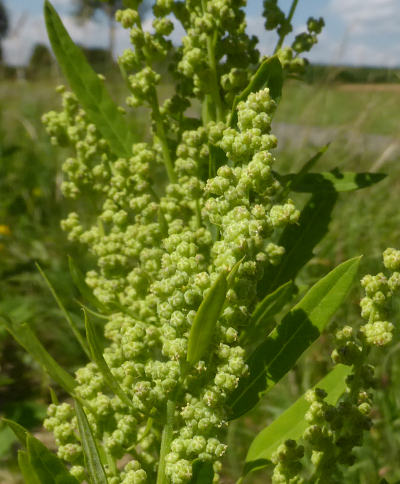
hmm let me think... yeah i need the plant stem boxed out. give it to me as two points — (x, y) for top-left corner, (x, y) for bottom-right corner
(201, 0), (223, 122)
(274, 0), (299, 53)
(150, 89), (177, 183)
(156, 399), (176, 484)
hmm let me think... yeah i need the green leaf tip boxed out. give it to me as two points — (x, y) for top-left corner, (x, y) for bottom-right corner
(230, 256), (361, 419)
(44, 0), (135, 157)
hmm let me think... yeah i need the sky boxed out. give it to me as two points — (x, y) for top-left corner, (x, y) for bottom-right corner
(2, 0), (400, 68)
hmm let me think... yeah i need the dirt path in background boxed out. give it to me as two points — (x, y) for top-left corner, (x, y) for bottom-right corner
(337, 83), (400, 92)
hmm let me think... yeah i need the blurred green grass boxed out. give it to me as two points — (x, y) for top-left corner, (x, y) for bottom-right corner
(1, 76), (400, 483)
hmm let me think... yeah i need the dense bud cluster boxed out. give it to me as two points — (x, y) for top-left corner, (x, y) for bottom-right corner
(39, 1), (333, 482)
(271, 250), (400, 482)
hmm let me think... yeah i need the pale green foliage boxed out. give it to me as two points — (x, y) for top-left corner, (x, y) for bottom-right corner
(34, 1), (394, 483)
(270, 252), (400, 483)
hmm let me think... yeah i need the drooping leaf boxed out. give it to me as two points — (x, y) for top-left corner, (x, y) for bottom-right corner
(84, 310), (133, 409)
(189, 459), (214, 484)
(187, 271), (228, 365)
(229, 257), (361, 419)
(243, 364), (352, 477)
(242, 281), (296, 346)
(258, 193), (338, 297)
(36, 262), (90, 358)
(1, 316), (77, 395)
(74, 400), (108, 484)
(230, 55), (283, 127)
(44, 0), (135, 157)
(27, 435), (79, 484)
(18, 450), (41, 484)
(278, 170), (386, 194)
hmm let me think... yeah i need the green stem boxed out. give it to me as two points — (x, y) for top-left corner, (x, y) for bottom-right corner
(274, 0), (299, 53)
(156, 399), (176, 484)
(150, 89), (177, 183)
(202, 0), (223, 122)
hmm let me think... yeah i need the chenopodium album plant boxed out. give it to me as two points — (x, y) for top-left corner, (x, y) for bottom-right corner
(1, 0), (397, 483)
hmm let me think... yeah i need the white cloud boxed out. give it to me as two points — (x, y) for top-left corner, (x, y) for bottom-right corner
(330, 0), (400, 35)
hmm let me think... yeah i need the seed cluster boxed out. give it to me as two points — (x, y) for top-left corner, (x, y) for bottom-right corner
(41, 1), (324, 482)
(271, 249), (400, 483)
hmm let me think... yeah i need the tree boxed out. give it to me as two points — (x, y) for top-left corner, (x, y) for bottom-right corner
(0, 0), (9, 62)
(73, 0), (152, 57)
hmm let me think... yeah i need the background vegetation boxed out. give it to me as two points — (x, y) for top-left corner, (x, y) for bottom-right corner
(1, 39), (400, 483)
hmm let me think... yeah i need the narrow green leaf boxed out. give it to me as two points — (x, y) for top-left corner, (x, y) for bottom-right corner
(36, 262), (90, 358)
(18, 450), (41, 484)
(242, 281), (296, 346)
(3, 418), (28, 445)
(279, 170), (386, 194)
(68, 256), (106, 312)
(258, 193), (338, 297)
(84, 310), (133, 409)
(1, 316), (77, 395)
(279, 144), (330, 196)
(230, 55), (283, 127)
(27, 435), (79, 484)
(44, 0), (134, 157)
(243, 364), (352, 477)
(187, 271), (228, 364)
(189, 459), (214, 484)
(6, 420), (78, 484)
(229, 257), (361, 419)
(74, 400), (108, 484)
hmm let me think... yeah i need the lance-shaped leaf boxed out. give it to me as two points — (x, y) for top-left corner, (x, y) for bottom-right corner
(278, 144), (330, 197)
(229, 256), (361, 419)
(242, 281), (296, 346)
(230, 55), (283, 127)
(84, 310), (133, 409)
(243, 364), (352, 477)
(258, 193), (338, 297)
(5, 420), (79, 484)
(74, 400), (108, 484)
(68, 256), (107, 312)
(278, 170), (386, 194)
(44, 1), (135, 158)
(187, 260), (242, 365)
(28, 435), (80, 484)
(187, 271), (228, 365)
(36, 262), (90, 358)
(189, 460), (214, 484)
(1, 316), (77, 395)
(18, 450), (41, 484)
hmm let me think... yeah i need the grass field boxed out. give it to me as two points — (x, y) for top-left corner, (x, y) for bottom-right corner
(1, 75), (400, 483)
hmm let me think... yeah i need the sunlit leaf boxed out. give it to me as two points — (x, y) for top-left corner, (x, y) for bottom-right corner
(229, 257), (361, 419)
(230, 55), (283, 127)
(44, 0), (135, 157)
(243, 364), (352, 477)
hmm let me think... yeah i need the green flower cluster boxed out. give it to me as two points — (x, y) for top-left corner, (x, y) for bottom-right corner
(39, 1), (331, 482)
(271, 249), (400, 483)
(263, 0), (324, 74)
